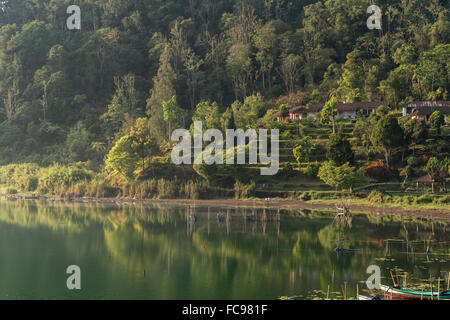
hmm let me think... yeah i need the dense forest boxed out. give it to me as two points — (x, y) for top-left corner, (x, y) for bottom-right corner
(0, 0), (449, 203)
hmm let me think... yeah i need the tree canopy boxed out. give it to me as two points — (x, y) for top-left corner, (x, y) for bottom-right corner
(0, 0), (448, 176)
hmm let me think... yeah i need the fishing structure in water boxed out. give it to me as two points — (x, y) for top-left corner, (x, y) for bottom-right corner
(334, 198), (352, 228)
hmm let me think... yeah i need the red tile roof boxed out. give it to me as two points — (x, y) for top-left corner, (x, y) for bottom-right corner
(289, 102), (388, 114)
(406, 101), (450, 116)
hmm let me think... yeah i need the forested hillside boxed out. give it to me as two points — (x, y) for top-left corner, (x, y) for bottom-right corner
(0, 0), (448, 166)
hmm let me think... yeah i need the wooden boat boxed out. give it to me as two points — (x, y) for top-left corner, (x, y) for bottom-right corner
(358, 294), (382, 300)
(380, 285), (450, 300)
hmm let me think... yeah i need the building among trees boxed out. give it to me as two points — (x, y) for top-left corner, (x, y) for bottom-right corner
(403, 101), (450, 123)
(276, 102), (388, 122)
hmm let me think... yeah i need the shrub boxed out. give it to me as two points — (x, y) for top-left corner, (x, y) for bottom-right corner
(181, 180), (208, 199)
(298, 192), (311, 201)
(435, 195), (450, 205)
(281, 130), (293, 140)
(281, 162), (295, 177)
(367, 190), (384, 204)
(156, 179), (177, 199)
(38, 164), (93, 194)
(0, 163), (40, 192)
(416, 194), (434, 204)
(305, 162), (320, 178)
(407, 156), (420, 167)
(363, 159), (395, 182)
(234, 180), (256, 199)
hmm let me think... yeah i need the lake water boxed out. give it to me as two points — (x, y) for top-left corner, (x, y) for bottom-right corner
(0, 199), (448, 300)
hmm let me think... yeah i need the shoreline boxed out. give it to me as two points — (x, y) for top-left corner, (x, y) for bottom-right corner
(1, 193), (449, 222)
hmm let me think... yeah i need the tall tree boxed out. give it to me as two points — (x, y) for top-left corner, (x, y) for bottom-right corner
(320, 97), (337, 134)
(429, 110), (445, 134)
(129, 117), (158, 172)
(280, 54), (302, 94)
(327, 133), (354, 166)
(226, 43), (253, 100)
(162, 95), (184, 146)
(147, 45), (177, 145)
(370, 115), (405, 166)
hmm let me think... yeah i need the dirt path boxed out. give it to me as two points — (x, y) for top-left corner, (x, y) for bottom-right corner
(2, 194), (449, 222)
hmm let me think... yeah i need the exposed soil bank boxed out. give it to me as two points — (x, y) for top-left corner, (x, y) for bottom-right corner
(1, 193), (449, 222)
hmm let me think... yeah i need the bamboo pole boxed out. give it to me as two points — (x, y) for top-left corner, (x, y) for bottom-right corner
(394, 267), (400, 287)
(390, 270), (397, 287)
(356, 283), (359, 299)
(326, 284), (330, 300)
(430, 282), (434, 301)
(421, 289), (423, 300)
(438, 278), (440, 300)
(344, 282), (347, 300)
(447, 272), (450, 290)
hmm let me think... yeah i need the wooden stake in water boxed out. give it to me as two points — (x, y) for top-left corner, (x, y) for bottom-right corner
(430, 282), (434, 301)
(394, 266), (400, 287)
(447, 272), (450, 291)
(421, 289), (423, 300)
(326, 284), (330, 300)
(390, 270), (397, 287)
(344, 282), (347, 300)
(356, 283), (359, 299)
(437, 278), (440, 300)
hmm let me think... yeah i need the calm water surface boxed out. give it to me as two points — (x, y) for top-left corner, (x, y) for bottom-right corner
(0, 199), (448, 300)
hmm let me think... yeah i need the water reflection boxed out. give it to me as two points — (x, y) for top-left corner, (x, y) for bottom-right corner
(0, 199), (448, 300)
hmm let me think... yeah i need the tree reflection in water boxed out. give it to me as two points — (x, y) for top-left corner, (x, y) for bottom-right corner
(0, 199), (448, 299)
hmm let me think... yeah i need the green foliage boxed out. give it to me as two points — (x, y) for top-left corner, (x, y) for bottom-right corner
(318, 161), (364, 191)
(426, 157), (440, 179)
(281, 130), (293, 140)
(400, 118), (428, 146)
(129, 117), (158, 172)
(0, 0), (449, 202)
(429, 111), (445, 133)
(326, 133), (354, 166)
(407, 156), (420, 167)
(367, 190), (384, 204)
(367, 191), (450, 207)
(292, 137), (325, 166)
(281, 162), (295, 177)
(66, 122), (93, 163)
(101, 74), (141, 138)
(0, 163), (40, 192)
(162, 96), (181, 123)
(193, 149), (233, 185)
(426, 157), (449, 190)
(231, 94), (266, 129)
(305, 162), (320, 178)
(234, 180), (256, 199)
(320, 97), (337, 133)
(105, 136), (139, 180)
(279, 104), (290, 118)
(192, 100), (221, 130)
(370, 115), (405, 166)
(38, 163), (93, 194)
(220, 107), (236, 132)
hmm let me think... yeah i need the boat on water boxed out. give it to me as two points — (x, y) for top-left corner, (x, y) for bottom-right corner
(358, 294), (382, 300)
(380, 284), (450, 300)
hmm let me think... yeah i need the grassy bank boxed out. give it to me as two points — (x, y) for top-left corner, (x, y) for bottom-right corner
(0, 163), (231, 200)
(0, 163), (448, 212)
